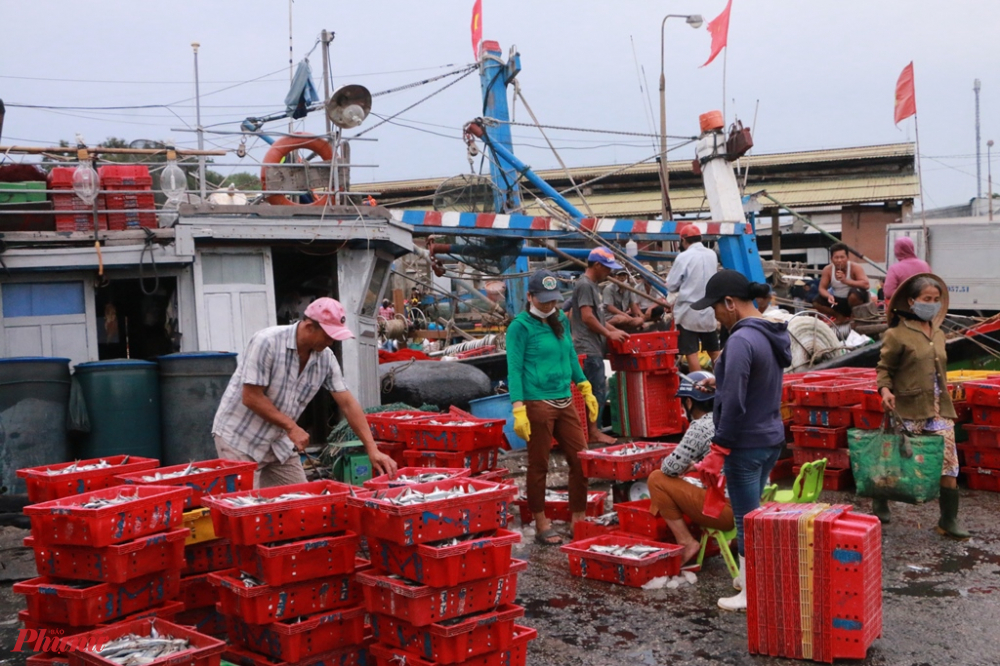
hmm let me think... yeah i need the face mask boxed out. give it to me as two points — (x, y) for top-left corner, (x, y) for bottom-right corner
(530, 303), (557, 319)
(911, 301), (941, 322)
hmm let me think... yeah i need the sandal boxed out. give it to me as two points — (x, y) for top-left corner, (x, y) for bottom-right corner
(534, 527), (563, 546)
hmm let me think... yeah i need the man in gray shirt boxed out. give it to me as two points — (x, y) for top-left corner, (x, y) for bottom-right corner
(571, 247), (630, 445)
(602, 268), (646, 331)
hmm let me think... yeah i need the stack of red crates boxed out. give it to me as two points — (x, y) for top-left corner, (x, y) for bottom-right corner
(745, 502), (882, 662)
(348, 477), (536, 666)
(48, 167), (108, 232)
(98, 165), (157, 230)
(609, 330), (686, 438)
(14, 459), (191, 664)
(959, 379), (1000, 491)
(200, 480), (371, 666)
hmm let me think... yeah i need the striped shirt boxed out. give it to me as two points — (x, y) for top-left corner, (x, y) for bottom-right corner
(212, 323), (348, 463)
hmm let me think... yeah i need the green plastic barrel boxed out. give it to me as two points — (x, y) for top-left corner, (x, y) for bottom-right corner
(0, 357), (72, 493)
(157, 352), (237, 466)
(74, 360), (161, 461)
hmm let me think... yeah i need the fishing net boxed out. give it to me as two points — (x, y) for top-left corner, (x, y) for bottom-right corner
(324, 402), (440, 445)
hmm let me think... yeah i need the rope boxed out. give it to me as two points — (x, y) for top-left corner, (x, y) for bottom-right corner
(352, 67), (478, 138)
(139, 228), (160, 296)
(371, 64), (478, 97)
(482, 117), (696, 140)
(381, 358), (417, 394)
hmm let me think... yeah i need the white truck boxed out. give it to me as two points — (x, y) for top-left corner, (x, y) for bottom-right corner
(887, 218), (1000, 313)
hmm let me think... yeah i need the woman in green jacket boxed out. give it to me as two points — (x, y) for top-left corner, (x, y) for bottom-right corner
(507, 270), (600, 545)
(876, 273), (968, 539)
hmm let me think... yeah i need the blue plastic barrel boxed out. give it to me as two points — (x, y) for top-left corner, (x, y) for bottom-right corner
(74, 360), (161, 461)
(0, 357), (72, 493)
(469, 393), (523, 450)
(158, 352), (238, 466)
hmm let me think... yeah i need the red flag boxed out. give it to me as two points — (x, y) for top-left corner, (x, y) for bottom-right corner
(471, 0), (483, 58)
(894, 62), (917, 125)
(701, 0), (733, 68)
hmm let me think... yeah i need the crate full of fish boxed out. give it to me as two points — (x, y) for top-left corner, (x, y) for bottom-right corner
(115, 459), (257, 510)
(363, 467), (471, 492)
(369, 625), (537, 666)
(13, 570), (181, 627)
(577, 442), (676, 482)
(210, 566), (364, 624)
(397, 414), (506, 452)
(222, 641), (373, 666)
(366, 411), (437, 443)
(63, 617), (225, 666)
(18, 455), (160, 504)
(24, 486), (191, 548)
(226, 604), (367, 662)
(513, 489), (607, 525)
(370, 604), (524, 665)
(366, 529), (520, 588)
(347, 478), (516, 546)
(182, 539), (233, 576)
(180, 571), (222, 612)
(24, 528), (187, 584)
(232, 532), (360, 586)
(560, 534), (684, 587)
(200, 480), (354, 547)
(401, 447), (499, 475)
(355, 559), (526, 627)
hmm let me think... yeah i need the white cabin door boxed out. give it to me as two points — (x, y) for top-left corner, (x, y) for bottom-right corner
(193, 249), (276, 354)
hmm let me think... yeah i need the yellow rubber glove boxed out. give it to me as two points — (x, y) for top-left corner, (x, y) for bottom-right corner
(577, 381), (600, 423)
(512, 405), (531, 441)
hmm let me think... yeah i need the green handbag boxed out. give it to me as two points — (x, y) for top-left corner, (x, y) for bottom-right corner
(848, 415), (944, 504)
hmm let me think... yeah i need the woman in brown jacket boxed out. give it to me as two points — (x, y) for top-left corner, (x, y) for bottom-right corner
(875, 273), (968, 539)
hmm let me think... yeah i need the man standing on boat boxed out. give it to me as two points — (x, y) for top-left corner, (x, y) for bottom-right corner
(212, 297), (398, 488)
(666, 224), (721, 373)
(571, 247), (630, 445)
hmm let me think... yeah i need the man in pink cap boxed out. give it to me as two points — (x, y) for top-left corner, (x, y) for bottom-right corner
(213, 297), (398, 488)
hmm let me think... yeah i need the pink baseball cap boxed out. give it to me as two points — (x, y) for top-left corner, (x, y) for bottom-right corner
(303, 297), (355, 341)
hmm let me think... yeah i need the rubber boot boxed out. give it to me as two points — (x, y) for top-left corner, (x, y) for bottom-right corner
(718, 556), (747, 612)
(872, 498), (891, 524)
(936, 487), (971, 540)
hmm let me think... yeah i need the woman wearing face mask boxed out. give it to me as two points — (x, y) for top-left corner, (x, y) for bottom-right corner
(689, 270), (792, 611)
(507, 270), (600, 546)
(875, 273), (968, 539)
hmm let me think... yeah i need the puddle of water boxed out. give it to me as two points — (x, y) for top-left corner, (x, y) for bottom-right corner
(885, 581), (960, 598)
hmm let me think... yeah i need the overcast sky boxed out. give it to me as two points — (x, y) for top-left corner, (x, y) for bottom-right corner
(2, 0), (997, 210)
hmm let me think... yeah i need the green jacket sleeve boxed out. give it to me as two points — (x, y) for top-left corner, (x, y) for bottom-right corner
(506, 318), (528, 403)
(876, 328), (902, 392)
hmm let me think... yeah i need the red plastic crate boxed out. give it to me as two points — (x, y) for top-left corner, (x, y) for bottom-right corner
(222, 641), (372, 666)
(13, 570), (180, 627)
(954, 401), (972, 424)
(175, 604), (228, 637)
(18, 455), (160, 503)
(376, 440), (408, 467)
(227, 604), (367, 662)
(790, 446), (850, 470)
(790, 406), (855, 428)
(608, 330), (679, 355)
(849, 406), (886, 430)
(561, 533), (683, 587)
(957, 444), (1000, 469)
(25, 528), (187, 583)
(790, 425), (848, 450)
(971, 406), (1000, 426)
(398, 414), (506, 451)
(232, 532), (359, 586)
(572, 519), (619, 541)
(577, 442), (676, 482)
(963, 424), (1000, 447)
(965, 380), (1000, 407)
(401, 447), (500, 474)
(370, 604), (524, 665)
(615, 371), (686, 438)
(366, 528), (519, 587)
(471, 468), (512, 484)
(27, 656), (69, 666)
(115, 459), (256, 510)
(200, 480), (353, 547)
(962, 466), (1000, 491)
(48, 168), (109, 232)
(180, 571), (220, 611)
(211, 566), (362, 624)
(367, 411), (437, 443)
(513, 490), (607, 525)
(98, 165), (154, 188)
(769, 457), (795, 482)
(183, 538), (233, 575)
(792, 465), (853, 491)
(856, 388), (884, 412)
(369, 626), (536, 666)
(24, 485), (190, 548)
(363, 467), (471, 491)
(18, 600), (185, 636)
(65, 617), (224, 666)
(791, 379), (870, 408)
(609, 350), (678, 373)
(104, 192), (157, 230)
(613, 498), (669, 541)
(356, 560), (526, 626)
(348, 478), (516, 546)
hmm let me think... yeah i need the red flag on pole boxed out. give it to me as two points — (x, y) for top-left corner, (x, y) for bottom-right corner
(894, 62), (917, 125)
(471, 0), (483, 58)
(701, 0), (733, 68)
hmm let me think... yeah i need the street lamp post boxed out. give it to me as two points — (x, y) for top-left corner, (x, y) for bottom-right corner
(659, 13), (703, 222)
(989, 139), (994, 222)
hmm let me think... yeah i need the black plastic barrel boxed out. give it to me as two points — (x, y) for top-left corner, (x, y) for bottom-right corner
(75, 360), (161, 461)
(0, 357), (72, 493)
(158, 352), (238, 466)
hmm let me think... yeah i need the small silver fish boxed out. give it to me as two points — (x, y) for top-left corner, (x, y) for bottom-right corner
(45, 460), (113, 476)
(239, 572), (266, 588)
(609, 443), (664, 457)
(94, 633), (190, 666)
(78, 492), (140, 509)
(139, 463), (214, 483)
(589, 543), (665, 559)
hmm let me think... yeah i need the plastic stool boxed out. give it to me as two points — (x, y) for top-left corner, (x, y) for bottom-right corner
(772, 458), (827, 503)
(694, 525), (739, 578)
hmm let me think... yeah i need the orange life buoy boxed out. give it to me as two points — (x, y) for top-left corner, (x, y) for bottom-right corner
(260, 134), (334, 206)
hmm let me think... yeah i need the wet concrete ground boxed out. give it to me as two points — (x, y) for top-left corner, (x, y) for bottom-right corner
(0, 454), (997, 666)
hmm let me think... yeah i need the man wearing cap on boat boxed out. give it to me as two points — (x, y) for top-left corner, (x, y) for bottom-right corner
(213, 297), (398, 488)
